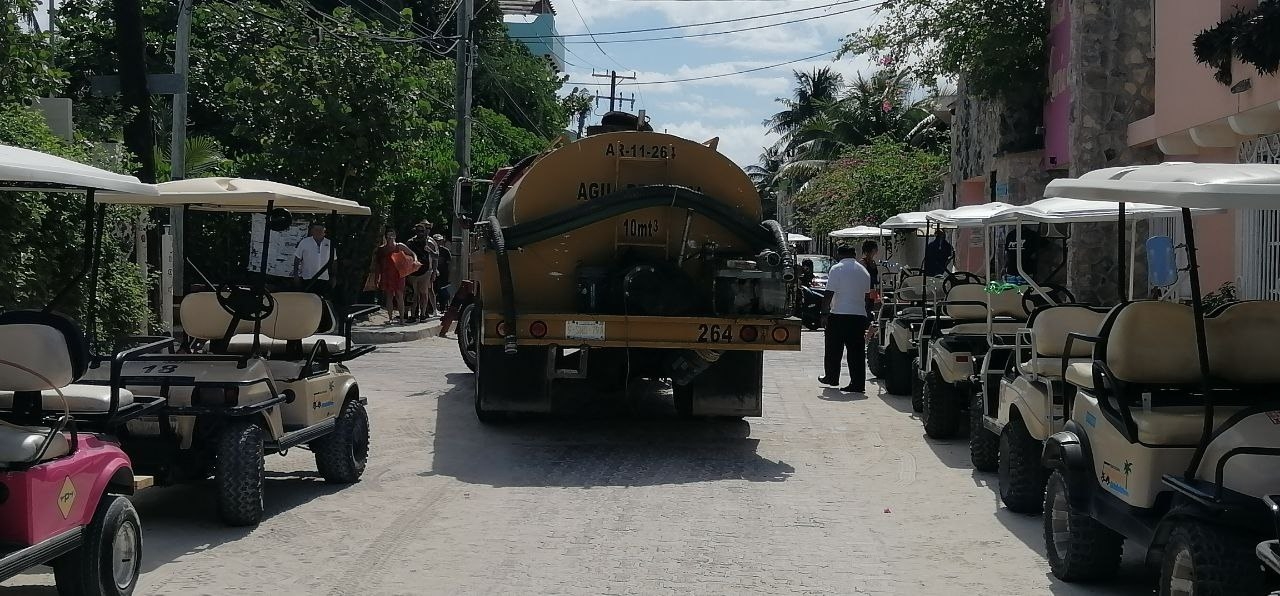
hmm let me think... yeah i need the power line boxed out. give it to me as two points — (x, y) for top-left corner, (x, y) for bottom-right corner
(507, 0), (861, 39)
(478, 58), (553, 139)
(567, 49), (838, 86)
(559, 2), (883, 44)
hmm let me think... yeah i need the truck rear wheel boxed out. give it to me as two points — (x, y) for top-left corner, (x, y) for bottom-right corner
(1159, 522), (1264, 596)
(922, 370), (961, 439)
(312, 398), (370, 483)
(53, 495), (141, 596)
(1044, 470), (1123, 582)
(216, 420), (266, 526)
(458, 303), (478, 372)
(970, 391), (999, 472)
(999, 416), (1048, 513)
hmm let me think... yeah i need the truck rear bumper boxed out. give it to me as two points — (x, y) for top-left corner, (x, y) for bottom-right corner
(480, 313), (801, 351)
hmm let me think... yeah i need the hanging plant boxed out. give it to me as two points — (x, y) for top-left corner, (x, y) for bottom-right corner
(1233, 0), (1280, 77)
(1193, 11), (1246, 85)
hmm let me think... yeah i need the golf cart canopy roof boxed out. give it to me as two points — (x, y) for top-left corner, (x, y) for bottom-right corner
(985, 197), (1224, 224)
(880, 211), (934, 230)
(925, 202), (1014, 228)
(1044, 162), (1280, 210)
(98, 177), (371, 215)
(0, 144), (158, 195)
(829, 225), (889, 238)
(786, 232), (812, 242)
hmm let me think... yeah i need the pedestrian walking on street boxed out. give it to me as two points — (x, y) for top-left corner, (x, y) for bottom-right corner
(373, 226), (417, 324)
(406, 221), (438, 321)
(923, 228), (954, 277)
(292, 222), (334, 297)
(433, 233), (452, 306)
(818, 244), (871, 393)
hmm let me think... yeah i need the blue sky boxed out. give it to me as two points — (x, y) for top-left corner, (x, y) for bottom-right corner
(30, 0), (881, 168)
(549, 0), (881, 167)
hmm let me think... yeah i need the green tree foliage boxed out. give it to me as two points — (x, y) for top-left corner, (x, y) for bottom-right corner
(0, 0), (65, 103)
(841, 0), (1048, 103)
(790, 138), (946, 239)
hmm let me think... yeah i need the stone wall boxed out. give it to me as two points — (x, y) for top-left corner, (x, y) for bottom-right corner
(1064, 0), (1162, 304)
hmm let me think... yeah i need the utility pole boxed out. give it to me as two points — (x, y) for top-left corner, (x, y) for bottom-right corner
(169, 0), (192, 299)
(591, 70), (636, 112)
(451, 0), (474, 285)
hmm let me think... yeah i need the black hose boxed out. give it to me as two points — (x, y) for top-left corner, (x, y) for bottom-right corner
(487, 215), (519, 354)
(503, 185), (774, 251)
(761, 219), (796, 282)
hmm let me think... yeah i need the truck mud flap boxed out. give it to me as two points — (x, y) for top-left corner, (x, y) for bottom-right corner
(476, 345), (552, 413)
(685, 351), (763, 417)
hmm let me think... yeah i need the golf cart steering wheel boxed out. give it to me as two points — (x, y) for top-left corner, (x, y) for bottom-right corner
(899, 267), (925, 278)
(1022, 284), (1075, 316)
(943, 271), (983, 293)
(216, 284), (277, 322)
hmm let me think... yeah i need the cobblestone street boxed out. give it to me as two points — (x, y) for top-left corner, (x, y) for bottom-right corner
(3, 332), (1154, 595)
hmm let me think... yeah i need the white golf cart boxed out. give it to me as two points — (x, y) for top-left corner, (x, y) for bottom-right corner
(82, 178), (379, 526)
(974, 198), (1218, 513)
(1038, 163), (1280, 594)
(869, 211), (947, 399)
(0, 144), (159, 595)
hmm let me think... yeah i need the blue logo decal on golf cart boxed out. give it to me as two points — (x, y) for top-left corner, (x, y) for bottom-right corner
(1101, 460), (1131, 496)
(1085, 412), (1097, 427)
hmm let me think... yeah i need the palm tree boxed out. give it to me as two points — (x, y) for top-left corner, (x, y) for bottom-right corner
(762, 67), (844, 145)
(746, 146), (787, 221)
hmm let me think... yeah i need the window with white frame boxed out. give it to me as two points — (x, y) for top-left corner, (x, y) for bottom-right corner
(1236, 133), (1280, 300)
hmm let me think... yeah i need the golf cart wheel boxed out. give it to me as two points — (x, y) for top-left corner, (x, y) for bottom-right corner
(1159, 522), (1265, 596)
(1044, 470), (1123, 582)
(53, 495), (141, 596)
(312, 398), (370, 484)
(867, 336), (884, 379)
(216, 420), (266, 527)
(910, 357), (924, 413)
(969, 391), (999, 472)
(999, 416), (1048, 513)
(884, 343), (912, 395)
(458, 303), (479, 373)
(922, 370), (962, 439)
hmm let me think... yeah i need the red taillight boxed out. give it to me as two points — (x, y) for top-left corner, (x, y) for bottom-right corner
(771, 326), (790, 343)
(529, 320), (548, 338)
(740, 325), (759, 342)
(496, 321), (508, 336)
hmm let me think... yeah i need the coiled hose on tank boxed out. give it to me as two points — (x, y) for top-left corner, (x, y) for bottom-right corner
(761, 219), (796, 282)
(486, 215), (520, 355)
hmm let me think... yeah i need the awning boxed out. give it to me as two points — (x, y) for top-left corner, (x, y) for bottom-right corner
(0, 144), (158, 195)
(1044, 162), (1280, 210)
(99, 177), (370, 215)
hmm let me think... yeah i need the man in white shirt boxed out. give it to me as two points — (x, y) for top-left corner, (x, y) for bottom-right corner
(819, 244), (872, 392)
(293, 222), (334, 297)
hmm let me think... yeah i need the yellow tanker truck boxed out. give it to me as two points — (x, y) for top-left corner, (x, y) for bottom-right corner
(456, 112), (801, 421)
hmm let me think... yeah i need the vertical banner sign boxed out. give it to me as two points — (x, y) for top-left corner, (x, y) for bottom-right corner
(1044, 0), (1072, 170)
(248, 214), (310, 278)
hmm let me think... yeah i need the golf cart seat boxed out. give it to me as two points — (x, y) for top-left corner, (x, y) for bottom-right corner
(180, 292), (256, 342)
(939, 284), (1026, 336)
(0, 385), (134, 412)
(896, 275), (943, 303)
(226, 293), (345, 357)
(0, 310), (88, 463)
(1020, 305), (1109, 380)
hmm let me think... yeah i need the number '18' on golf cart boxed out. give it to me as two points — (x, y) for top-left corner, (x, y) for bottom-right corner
(1038, 163), (1280, 595)
(79, 178), (379, 527)
(0, 145), (156, 595)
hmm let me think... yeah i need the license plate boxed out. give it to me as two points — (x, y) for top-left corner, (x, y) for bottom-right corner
(566, 320), (605, 340)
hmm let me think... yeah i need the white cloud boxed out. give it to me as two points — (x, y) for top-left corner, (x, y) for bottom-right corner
(659, 120), (778, 167)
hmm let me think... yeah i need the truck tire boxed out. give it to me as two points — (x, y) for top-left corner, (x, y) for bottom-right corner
(910, 357), (923, 412)
(1159, 522), (1265, 596)
(970, 391), (999, 472)
(312, 398), (370, 483)
(1044, 470), (1123, 582)
(884, 343), (912, 396)
(999, 416), (1048, 513)
(867, 338), (884, 379)
(922, 370), (961, 438)
(673, 384), (694, 418)
(216, 421), (266, 527)
(53, 495), (141, 596)
(458, 303), (479, 372)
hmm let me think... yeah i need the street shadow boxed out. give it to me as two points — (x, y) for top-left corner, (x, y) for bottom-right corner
(817, 387), (869, 402)
(429, 373), (795, 488)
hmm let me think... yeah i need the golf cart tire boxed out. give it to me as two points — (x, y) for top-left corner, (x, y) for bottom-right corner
(999, 416), (1048, 513)
(922, 370), (962, 439)
(969, 391), (999, 472)
(53, 495), (141, 596)
(1158, 522), (1266, 596)
(867, 339), (884, 379)
(910, 357), (923, 413)
(458, 303), (479, 373)
(885, 343), (912, 395)
(312, 398), (371, 484)
(216, 421), (266, 527)
(1043, 470), (1123, 582)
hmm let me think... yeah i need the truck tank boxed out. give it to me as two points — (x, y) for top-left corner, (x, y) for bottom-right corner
(461, 112), (801, 421)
